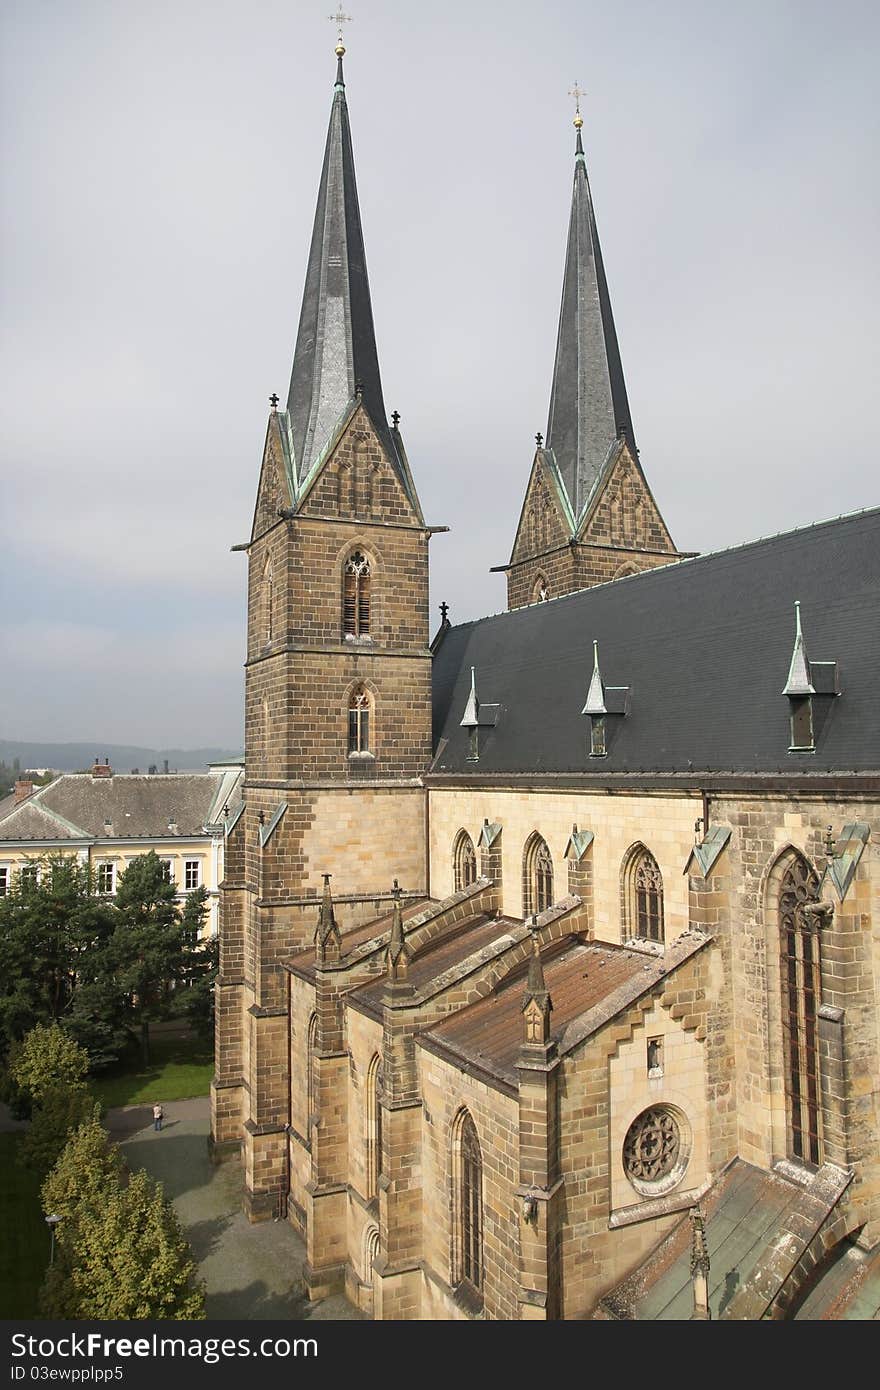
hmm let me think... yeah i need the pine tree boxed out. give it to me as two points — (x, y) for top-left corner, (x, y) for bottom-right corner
(110, 852), (189, 1065)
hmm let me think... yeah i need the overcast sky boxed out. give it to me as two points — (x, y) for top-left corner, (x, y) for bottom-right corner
(2, 0), (878, 749)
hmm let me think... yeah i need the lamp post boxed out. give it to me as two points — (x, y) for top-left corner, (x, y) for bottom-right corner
(46, 1213), (61, 1266)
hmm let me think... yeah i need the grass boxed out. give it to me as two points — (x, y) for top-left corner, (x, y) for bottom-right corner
(91, 1034), (214, 1109)
(0, 1133), (48, 1318)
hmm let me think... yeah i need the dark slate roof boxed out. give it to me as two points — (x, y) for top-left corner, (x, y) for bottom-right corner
(0, 769), (242, 842)
(545, 129), (635, 520)
(284, 53), (417, 511)
(432, 509), (880, 777)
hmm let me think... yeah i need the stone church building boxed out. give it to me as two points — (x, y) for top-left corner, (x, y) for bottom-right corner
(210, 41), (880, 1319)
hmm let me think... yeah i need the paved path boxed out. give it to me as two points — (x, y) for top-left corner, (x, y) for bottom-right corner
(108, 1098), (363, 1321)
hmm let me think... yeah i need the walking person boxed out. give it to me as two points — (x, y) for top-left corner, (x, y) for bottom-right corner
(153, 1102), (164, 1132)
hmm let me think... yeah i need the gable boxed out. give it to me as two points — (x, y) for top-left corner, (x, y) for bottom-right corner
(297, 405), (423, 528)
(251, 415), (294, 543)
(580, 444), (675, 553)
(509, 452), (575, 565)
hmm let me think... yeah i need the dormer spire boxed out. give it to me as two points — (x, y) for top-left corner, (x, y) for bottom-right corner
(783, 600), (815, 696)
(544, 102), (636, 519)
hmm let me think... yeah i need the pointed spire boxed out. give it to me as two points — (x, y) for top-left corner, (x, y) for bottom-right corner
(783, 600), (815, 696)
(285, 41), (414, 505)
(386, 879), (410, 982)
(521, 922), (553, 1046)
(545, 103), (636, 519)
(689, 1205), (711, 1320)
(582, 639), (607, 715)
(314, 872), (342, 963)
(460, 666), (480, 728)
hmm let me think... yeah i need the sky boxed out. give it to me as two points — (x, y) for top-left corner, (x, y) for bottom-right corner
(1, 0), (878, 749)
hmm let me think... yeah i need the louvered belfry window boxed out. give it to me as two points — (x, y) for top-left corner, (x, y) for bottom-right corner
(780, 855), (822, 1165)
(344, 552), (371, 636)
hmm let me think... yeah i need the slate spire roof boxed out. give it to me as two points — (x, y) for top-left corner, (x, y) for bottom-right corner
(284, 48), (410, 500)
(545, 124), (636, 519)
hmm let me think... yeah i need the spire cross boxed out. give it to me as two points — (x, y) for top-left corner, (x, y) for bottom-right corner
(569, 81), (584, 130)
(328, 8), (353, 43)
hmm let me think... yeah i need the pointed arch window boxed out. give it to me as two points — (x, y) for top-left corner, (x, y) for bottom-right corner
(348, 686), (372, 755)
(366, 1054), (383, 1200)
(263, 557), (274, 644)
(533, 574), (550, 603)
(523, 834), (554, 918)
(453, 830), (477, 892)
(343, 551), (371, 637)
(306, 1012), (318, 1127)
(779, 854), (822, 1165)
(624, 846), (664, 942)
(453, 1111), (483, 1292)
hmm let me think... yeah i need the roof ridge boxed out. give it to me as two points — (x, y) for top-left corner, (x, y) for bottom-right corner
(458, 505), (880, 632)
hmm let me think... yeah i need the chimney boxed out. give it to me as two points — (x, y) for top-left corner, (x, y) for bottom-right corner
(91, 757), (113, 779)
(14, 780), (34, 804)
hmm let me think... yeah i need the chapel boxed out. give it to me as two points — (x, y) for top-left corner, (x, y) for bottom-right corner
(210, 37), (880, 1320)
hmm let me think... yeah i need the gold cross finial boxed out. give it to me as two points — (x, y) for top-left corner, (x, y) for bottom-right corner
(569, 81), (584, 129)
(329, 8), (353, 55)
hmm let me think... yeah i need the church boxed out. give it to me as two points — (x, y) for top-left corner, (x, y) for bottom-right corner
(210, 36), (880, 1320)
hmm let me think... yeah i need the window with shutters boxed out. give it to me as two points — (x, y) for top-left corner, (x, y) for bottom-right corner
(343, 552), (371, 637)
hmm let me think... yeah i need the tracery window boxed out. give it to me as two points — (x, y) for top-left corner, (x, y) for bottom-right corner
(343, 551), (371, 636)
(366, 1054), (383, 1200)
(453, 1111), (483, 1291)
(624, 845), (664, 942)
(523, 834), (554, 918)
(623, 1106), (681, 1190)
(348, 686), (371, 755)
(453, 830), (477, 892)
(780, 854), (822, 1165)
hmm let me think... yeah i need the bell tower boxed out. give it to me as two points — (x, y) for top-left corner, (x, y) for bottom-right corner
(501, 93), (684, 609)
(211, 35), (436, 1220)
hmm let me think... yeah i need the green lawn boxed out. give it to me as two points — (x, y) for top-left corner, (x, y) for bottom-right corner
(91, 1035), (214, 1109)
(0, 1133), (48, 1318)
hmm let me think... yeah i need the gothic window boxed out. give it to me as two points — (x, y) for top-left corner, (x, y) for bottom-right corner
(366, 1054), (383, 1200)
(523, 834), (554, 918)
(343, 551), (371, 637)
(348, 686), (372, 755)
(623, 845), (664, 942)
(306, 1012), (318, 1125)
(532, 574), (550, 603)
(780, 854), (822, 1165)
(453, 830), (477, 892)
(453, 1111), (483, 1292)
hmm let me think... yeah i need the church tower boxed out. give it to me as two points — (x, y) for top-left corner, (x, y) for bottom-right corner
(211, 37), (435, 1219)
(502, 100), (682, 609)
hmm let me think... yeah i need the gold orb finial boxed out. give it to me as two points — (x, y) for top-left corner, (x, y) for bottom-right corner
(335, 39), (345, 56)
(329, 9), (352, 57)
(574, 111), (583, 129)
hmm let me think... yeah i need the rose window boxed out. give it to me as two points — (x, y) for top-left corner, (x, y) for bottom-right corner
(623, 1107), (681, 1184)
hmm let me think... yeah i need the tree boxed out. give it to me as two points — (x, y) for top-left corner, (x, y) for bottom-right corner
(40, 1110), (125, 1319)
(176, 886), (215, 1039)
(0, 856), (116, 1060)
(109, 852), (190, 1065)
(10, 1024), (95, 1176)
(41, 1119), (205, 1320)
(10, 1022), (89, 1099)
(17, 1085), (96, 1177)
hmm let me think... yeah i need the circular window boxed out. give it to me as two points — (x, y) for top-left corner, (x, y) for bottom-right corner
(623, 1106), (690, 1197)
